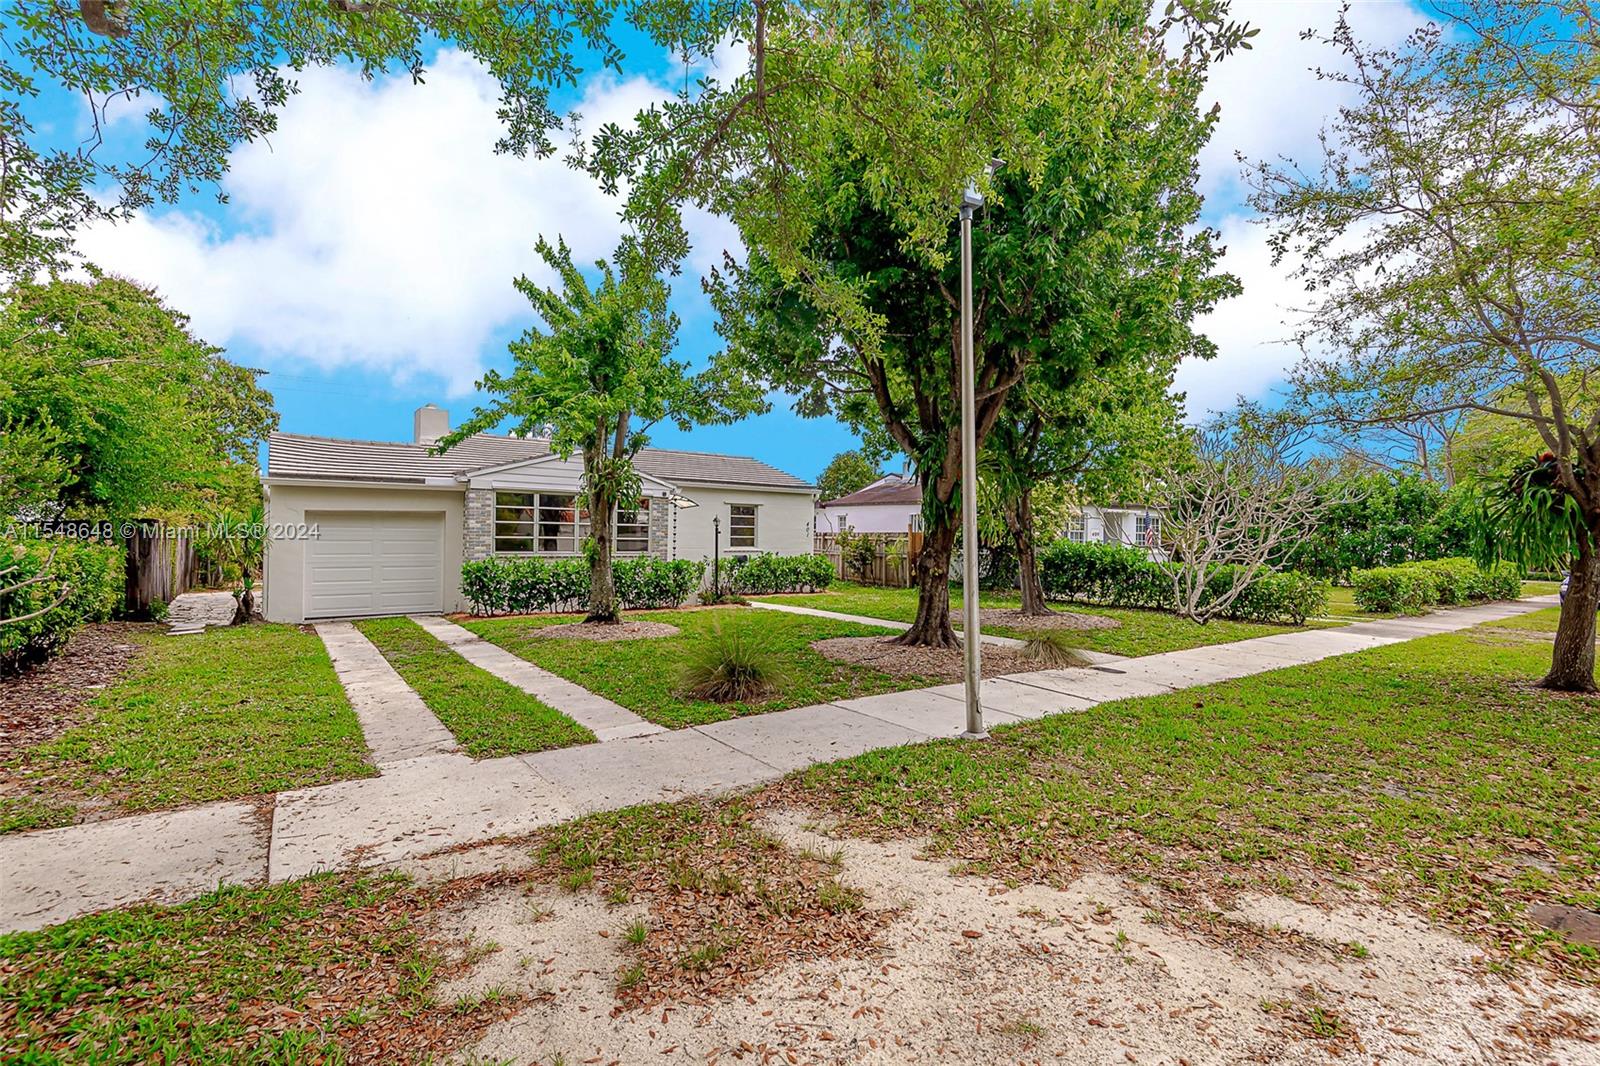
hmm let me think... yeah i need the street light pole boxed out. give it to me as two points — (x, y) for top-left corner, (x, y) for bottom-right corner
(959, 181), (986, 740)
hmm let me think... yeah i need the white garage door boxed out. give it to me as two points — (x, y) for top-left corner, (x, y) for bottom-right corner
(304, 512), (444, 618)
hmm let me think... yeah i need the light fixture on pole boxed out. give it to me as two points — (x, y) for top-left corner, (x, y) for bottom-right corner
(958, 162), (998, 741)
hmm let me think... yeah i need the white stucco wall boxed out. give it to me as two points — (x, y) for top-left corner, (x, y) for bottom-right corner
(262, 480), (467, 623)
(815, 502), (918, 534)
(671, 484), (817, 564)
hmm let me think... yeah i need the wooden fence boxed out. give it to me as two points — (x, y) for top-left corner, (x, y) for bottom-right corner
(124, 524), (197, 617)
(814, 529), (924, 588)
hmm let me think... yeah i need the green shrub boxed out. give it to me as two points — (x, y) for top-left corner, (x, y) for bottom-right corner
(0, 538), (124, 674)
(613, 558), (706, 609)
(460, 556), (704, 615)
(1036, 540), (1327, 625)
(679, 622), (788, 702)
(1351, 557), (1521, 614)
(724, 553), (835, 595)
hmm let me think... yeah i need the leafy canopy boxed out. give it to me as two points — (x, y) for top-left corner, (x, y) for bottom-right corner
(0, 271), (276, 519)
(815, 450), (880, 504)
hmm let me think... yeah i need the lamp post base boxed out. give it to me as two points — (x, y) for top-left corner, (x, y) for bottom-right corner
(959, 730), (991, 742)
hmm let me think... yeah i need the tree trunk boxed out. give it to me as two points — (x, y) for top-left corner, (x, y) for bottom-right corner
(1543, 531), (1598, 693)
(585, 464), (619, 624)
(1009, 490), (1049, 615)
(896, 511), (958, 647)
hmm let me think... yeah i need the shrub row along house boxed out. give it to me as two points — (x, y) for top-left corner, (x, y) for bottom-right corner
(261, 405), (818, 622)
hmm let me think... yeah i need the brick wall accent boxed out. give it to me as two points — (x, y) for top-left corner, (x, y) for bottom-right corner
(465, 488), (495, 561)
(649, 496), (670, 559)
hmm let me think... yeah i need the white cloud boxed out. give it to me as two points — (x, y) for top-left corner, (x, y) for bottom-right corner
(76, 50), (740, 395)
(1180, 0), (1429, 417)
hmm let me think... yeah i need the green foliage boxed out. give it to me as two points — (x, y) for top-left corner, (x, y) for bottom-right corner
(1351, 558), (1522, 615)
(1037, 540), (1328, 625)
(815, 451), (880, 503)
(679, 622), (789, 703)
(460, 556), (703, 616)
(0, 537), (122, 674)
(832, 528), (880, 580)
(0, 273), (275, 520)
(724, 553), (834, 596)
(1283, 472), (1475, 581)
(1472, 454), (1588, 573)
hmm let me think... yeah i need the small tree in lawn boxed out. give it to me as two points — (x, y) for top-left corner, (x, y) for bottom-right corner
(1158, 416), (1330, 625)
(1249, 1), (1600, 689)
(440, 238), (759, 623)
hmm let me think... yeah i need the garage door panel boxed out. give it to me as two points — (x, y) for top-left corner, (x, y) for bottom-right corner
(304, 512), (444, 618)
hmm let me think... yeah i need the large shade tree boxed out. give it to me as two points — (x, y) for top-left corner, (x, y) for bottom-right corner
(710, 12), (1237, 646)
(1251, 1), (1600, 691)
(437, 238), (759, 622)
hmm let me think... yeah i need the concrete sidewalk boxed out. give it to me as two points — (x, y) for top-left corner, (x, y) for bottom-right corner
(0, 596), (1556, 932)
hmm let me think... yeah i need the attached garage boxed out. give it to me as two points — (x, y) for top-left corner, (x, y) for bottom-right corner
(303, 512), (445, 618)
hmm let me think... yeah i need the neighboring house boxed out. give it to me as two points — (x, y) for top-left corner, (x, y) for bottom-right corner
(815, 474), (923, 534)
(1067, 504), (1167, 561)
(261, 405), (817, 622)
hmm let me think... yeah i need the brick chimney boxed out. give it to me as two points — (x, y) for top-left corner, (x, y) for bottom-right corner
(413, 403), (449, 445)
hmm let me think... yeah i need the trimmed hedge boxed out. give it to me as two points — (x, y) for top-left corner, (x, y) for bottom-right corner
(1, 538), (124, 674)
(460, 556), (705, 615)
(723, 552), (835, 595)
(1036, 539), (1329, 625)
(1352, 557), (1522, 614)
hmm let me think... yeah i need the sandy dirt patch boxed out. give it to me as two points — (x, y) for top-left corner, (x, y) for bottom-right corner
(532, 620), (681, 641)
(811, 635), (1072, 682)
(978, 607), (1120, 632)
(440, 812), (1599, 1065)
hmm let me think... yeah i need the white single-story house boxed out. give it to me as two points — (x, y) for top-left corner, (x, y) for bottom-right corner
(817, 473), (1166, 560)
(815, 474), (923, 535)
(262, 405), (818, 622)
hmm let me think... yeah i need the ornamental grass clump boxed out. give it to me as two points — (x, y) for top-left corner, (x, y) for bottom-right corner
(1021, 632), (1091, 670)
(680, 621), (787, 703)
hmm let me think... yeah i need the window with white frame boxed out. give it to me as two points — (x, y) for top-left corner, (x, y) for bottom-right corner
(616, 498), (650, 553)
(1065, 514), (1087, 543)
(728, 504), (757, 548)
(1134, 512), (1161, 546)
(494, 491), (650, 555)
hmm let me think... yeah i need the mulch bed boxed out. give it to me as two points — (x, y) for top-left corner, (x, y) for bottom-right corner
(0, 622), (155, 760)
(978, 607), (1119, 632)
(810, 635), (1058, 683)
(532, 620), (680, 641)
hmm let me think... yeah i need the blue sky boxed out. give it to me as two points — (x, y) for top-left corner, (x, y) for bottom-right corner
(53, 1), (1429, 484)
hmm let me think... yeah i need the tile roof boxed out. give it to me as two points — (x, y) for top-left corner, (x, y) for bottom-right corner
(266, 432), (815, 492)
(818, 475), (922, 507)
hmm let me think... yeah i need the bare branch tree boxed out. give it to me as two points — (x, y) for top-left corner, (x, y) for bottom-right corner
(1155, 423), (1332, 625)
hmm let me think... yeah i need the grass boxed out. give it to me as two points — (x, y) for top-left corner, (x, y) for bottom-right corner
(463, 607), (935, 728)
(753, 582), (1315, 656)
(772, 606), (1600, 981)
(356, 617), (594, 757)
(0, 871), (521, 1063)
(1320, 579), (1557, 620)
(2, 625), (373, 832)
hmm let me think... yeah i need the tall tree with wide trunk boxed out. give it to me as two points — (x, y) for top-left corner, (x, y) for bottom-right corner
(1250, 1), (1600, 691)
(439, 238), (758, 623)
(710, 12), (1236, 646)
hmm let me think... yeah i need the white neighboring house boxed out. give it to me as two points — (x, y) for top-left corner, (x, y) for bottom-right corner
(815, 474), (923, 535)
(816, 475), (1166, 560)
(1065, 504), (1168, 562)
(261, 405), (817, 623)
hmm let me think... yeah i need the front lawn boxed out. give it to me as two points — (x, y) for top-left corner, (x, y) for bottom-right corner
(464, 607), (936, 728)
(1, 626), (373, 833)
(773, 606), (1600, 981)
(754, 582), (1314, 656)
(355, 617), (594, 757)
